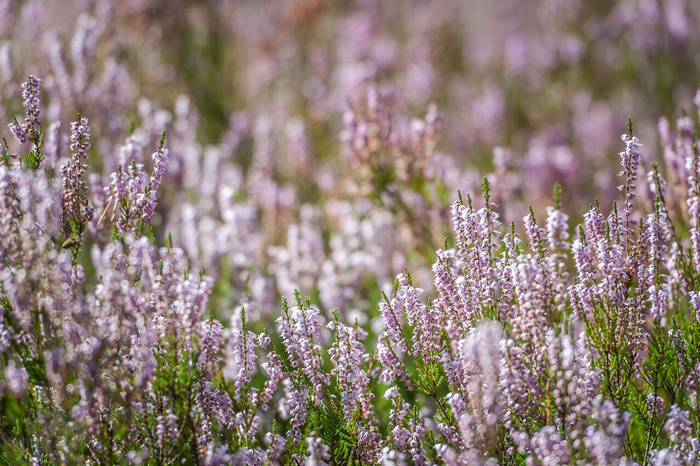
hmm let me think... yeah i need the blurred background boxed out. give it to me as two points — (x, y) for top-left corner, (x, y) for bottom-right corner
(1, 0), (699, 328)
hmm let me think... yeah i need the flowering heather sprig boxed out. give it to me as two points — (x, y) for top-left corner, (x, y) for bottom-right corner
(448, 193), (503, 328)
(545, 322), (599, 443)
(71, 14), (98, 93)
(545, 202), (571, 315)
(198, 318), (223, 379)
(571, 193), (648, 369)
(106, 131), (169, 238)
(61, 115), (94, 232)
(509, 252), (554, 344)
(0, 166), (23, 265)
(690, 292), (700, 325)
(263, 429), (287, 464)
(377, 275), (449, 393)
(398, 273), (443, 364)
(194, 381), (237, 441)
(433, 249), (469, 339)
(500, 337), (546, 432)
(458, 323), (502, 423)
(150, 246), (214, 351)
(687, 143), (700, 273)
(8, 75), (42, 145)
(376, 334), (413, 391)
(276, 296), (330, 400)
(437, 322), (503, 462)
(524, 208), (546, 255)
(4, 359), (28, 397)
(378, 289), (408, 354)
(280, 379), (310, 449)
(571, 234), (594, 287)
(223, 309), (259, 402)
(384, 388), (429, 465)
(340, 87), (397, 178)
(642, 207), (672, 321)
(142, 132), (169, 224)
(646, 394), (664, 419)
(618, 121), (642, 239)
(510, 325), (630, 464)
(653, 405), (699, 464)
(109, 162), (148, 235)
(340, 87), (455, 251)
(327, 313), (373, 419)
(545, 205), (570, 252)
(305, 435), (331, 466)
(260, 351), (283, 411)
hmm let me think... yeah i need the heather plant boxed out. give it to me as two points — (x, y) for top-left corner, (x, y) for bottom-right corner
(372, 122), (700, 464)
(2, 1), (700, 465)
(3, 74), (700, 465)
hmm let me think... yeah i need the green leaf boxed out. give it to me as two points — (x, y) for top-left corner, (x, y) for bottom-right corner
(68, 217), (81, 237)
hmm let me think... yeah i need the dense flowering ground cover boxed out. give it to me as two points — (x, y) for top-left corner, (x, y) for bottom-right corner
(2, 0), (700, 465)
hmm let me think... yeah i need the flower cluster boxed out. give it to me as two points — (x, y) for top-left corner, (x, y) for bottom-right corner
(7, 75), (42, 145)
(107, 132), (169, 239)
(60, 115), (94, 229)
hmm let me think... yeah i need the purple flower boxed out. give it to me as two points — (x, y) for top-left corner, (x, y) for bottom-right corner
(327, 319), (373, 419)
(440, 322), (503, 461)
(649, 405), (699, 465)
(617, 132), (643, 244)
(199, 319), (223, 378)
(260, 351), (283, 410)
(276, 303), (330, 399)
(545, 206), (570, 252)
(4, 359), (29, 396)
(279, 379), (309, 447)
(106, 134), (169, 235)
(60, 116), (94, 226)
(223, 320), (259, 402)
(305, 435), (331, 466)
(141, 142), (169, 224)
(263, 431), (287, 464)
(690, 292), (700, 325)
(8, 75), (42, 145)
(687, 142), (700, 273)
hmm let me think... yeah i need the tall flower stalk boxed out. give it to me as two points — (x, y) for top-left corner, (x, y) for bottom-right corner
(60, 114), (93, 265)
(7, 75), (45, 170)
